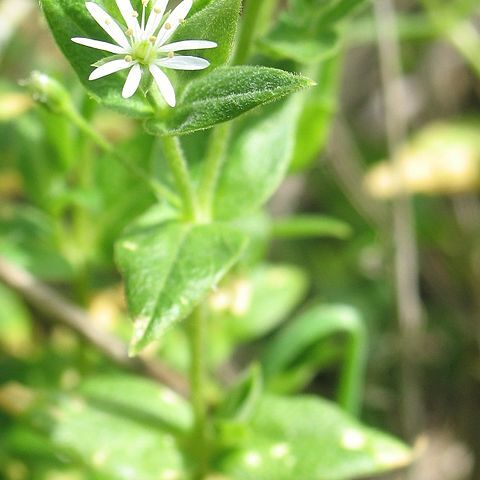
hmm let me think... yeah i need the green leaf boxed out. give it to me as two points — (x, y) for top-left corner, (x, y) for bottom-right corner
(115, 206), (248, 354)
(40, 0), (153, 117)
(215, 365), (264, 448)
(217, 365), (264, 423)
(48, 384), (187, 479)
(291, 57), (340, 171)
(146, 66), (313, 136)
(262, 304), (367, 414)
(272, 215), (352, 239)
(261, 0), (368, 63)
(219, 394), (412, 480)
(260, 21), (339, 64)
(80, 375), (192, 431)
(171, 0), (241, 76)
(211, 264), (308, 342)
(214, 97), (302, 220)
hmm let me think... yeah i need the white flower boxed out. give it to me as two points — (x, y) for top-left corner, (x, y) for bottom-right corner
(72, 0), (216, 106)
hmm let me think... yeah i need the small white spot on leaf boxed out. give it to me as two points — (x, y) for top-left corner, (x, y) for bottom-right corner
(341, 429), (366, 450)
(244, 451), (262, 469)
(92, 449), (108, 467)
(133, 316), (149, 341)
(160, 389), (178, 405)
(270, 443), (289, 459)
(122, 241), (138, 251)
(375, 449), (412, 468)
(160, 469), (179, 480)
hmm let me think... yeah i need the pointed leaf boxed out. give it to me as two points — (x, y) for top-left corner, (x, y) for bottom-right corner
(116, 207), (248, 354)
(219, 394), (412, 480)
(146, 66), (314, 136)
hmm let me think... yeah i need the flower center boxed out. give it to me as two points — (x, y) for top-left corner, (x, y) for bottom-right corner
(132, 40), (155, 65)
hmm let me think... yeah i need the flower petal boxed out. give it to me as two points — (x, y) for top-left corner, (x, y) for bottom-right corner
(115, 0), (141, 38)
(72, 37), (126, 54)
(159, 40), (217, 52)
(145, 0), (169, 38)
(149, 64), (176, 107)
(89, 59), (133, 80)
(157, 55), (210, 70)
(122, 63), (143, 98)
(156, 0), (193, 47)
(85, 2), (130, 49)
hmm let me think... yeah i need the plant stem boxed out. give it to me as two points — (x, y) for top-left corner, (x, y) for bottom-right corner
(159, 136), (198, 220)
(233, 0), (277, 65)
(337, 321), (367, 417)
(197, 124), (231, 220)
(188, 307), (208, 479)
(199, 0), (278, 220)
(66, 108), (180, 206)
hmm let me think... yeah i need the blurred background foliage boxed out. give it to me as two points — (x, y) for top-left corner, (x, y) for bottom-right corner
(1, 0), (480, 479)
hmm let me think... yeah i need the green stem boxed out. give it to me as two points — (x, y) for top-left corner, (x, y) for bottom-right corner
(189, 307), (208, 479)
(199, 0), (279, 220)
(337, 323), (368, 417)
(197, 124), (232, 221)
(159, 136), (198, 220)
(67, 108), (180, 206)
(257, 0), (279, 38)
(233, 0), (277, 65)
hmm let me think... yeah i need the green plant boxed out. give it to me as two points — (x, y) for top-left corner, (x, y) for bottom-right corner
(0, 0), (412, 479)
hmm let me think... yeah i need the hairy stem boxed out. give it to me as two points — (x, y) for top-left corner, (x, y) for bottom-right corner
(198, 124), (232, 221)
(67, 109), (179, 206)
(159, 136), (198, 220)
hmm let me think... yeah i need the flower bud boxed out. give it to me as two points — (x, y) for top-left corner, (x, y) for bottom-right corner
(20, 71), (73, 114)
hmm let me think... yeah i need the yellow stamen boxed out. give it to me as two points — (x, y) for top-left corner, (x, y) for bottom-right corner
(125, 55), (133, 62)
(149, 36), (157, 44)
(126, 28), (133, 36)
(168, 52), (174, 58)
(164, 22), (171, 30)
